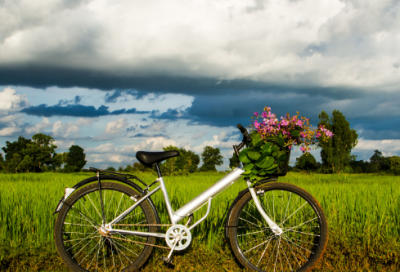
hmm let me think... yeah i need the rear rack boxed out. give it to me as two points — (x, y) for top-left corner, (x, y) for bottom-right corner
(89, 167), (149, 188)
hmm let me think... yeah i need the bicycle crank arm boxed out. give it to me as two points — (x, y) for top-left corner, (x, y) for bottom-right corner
(247, 181), (283, 235)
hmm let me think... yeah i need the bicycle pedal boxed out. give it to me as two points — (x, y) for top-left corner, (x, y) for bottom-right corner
(160, 256), (173, 264)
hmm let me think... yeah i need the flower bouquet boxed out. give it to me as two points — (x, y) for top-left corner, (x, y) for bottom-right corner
(239, 107), (333, 179)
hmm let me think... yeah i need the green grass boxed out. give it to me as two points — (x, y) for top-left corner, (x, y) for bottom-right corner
(1, 172), (400, 271)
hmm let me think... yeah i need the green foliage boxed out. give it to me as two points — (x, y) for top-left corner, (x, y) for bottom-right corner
(106, 166), (116, 171)
(65, 145), (86, 172)
(318, 110), (358, 173)
(2, 136), (31, 162)
(229, 152), (240, 169)
(160, 146), (200, 175)
(389, 156), (400, 175)
(124, 164), (133, 172)
(199, 146), (223, 172)
(295, 153), (318, 172)
(238, 131), (289, 179)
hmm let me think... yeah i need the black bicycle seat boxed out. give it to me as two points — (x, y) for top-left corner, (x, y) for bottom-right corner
(136, 151), (180, 166)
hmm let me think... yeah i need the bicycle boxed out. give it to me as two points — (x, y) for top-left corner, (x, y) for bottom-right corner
(53, 124), (328, 272)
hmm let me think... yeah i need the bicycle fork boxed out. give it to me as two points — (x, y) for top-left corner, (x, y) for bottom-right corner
(246, 180), (283, 236)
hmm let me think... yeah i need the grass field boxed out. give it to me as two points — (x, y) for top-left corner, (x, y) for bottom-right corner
(1, 172), (400, 271)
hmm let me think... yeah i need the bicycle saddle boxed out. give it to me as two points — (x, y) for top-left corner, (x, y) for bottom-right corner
(136, 151), (180, 166)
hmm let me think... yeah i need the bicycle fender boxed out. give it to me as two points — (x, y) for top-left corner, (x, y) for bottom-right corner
(53, 175), (161, 226)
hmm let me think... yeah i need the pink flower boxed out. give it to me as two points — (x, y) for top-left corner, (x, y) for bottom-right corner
(254, 120), (260, 129)
(296, 119), (303, 127)
(280, 119), (289, 126)
(288, 145), (292, 150)
(262, 112), (268, 118)
(254, 112), (258, 116)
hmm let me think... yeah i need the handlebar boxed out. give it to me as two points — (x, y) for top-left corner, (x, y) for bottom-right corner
(234, 124), (250, 154)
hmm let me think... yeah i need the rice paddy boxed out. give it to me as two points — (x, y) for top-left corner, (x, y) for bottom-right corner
(1, 172), (400, 271)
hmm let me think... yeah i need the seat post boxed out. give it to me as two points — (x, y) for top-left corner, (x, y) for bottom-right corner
(154, 163), (162, 178)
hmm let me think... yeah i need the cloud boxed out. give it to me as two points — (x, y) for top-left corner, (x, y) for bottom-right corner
(193, 134), (238, 153)
(86, 143), (118, 153)
(0, 126), (21, 136)
(53, 140), (75, 149)
(139, 121), (167, 132)
(25, 117), (52, 134)
(104, 118), (128, 134)
(51, 118), (96, 138)
(120, 137), (179, 154)
(20, 104), (150, 117)
(0, 87), (29, 113)
(88, 154), (134, 164)
(57, 95), (82, 106)
(0, 0), (399, 94)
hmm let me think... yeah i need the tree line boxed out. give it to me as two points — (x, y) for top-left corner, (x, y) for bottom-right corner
(0, 134), (87, 173)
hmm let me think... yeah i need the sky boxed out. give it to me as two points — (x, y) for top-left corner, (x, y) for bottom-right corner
(1, 0), (400, 170)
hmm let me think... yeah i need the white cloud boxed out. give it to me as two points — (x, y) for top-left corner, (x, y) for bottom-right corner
(193, 134), (237, 153)
(104, 118), (128, 134)
(120, 137), (179, 153)
(354, 138), (400, 153)
(0, 126), (21, 136)
(143, 121), (167, 132)
(1, 1), (400, 90)
(52, 118), (96, 138)
(53, 140), (75, 149)
(88, 153), (134, 164)
(25, 117), (52, 134)
(86, 143), (117, 153)
(0, 87), (29, 113)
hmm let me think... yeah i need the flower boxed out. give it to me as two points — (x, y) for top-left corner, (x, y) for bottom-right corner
(254, 112), (258, 116)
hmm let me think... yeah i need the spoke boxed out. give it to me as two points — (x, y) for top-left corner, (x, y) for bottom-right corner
(66, 212), (98, 229)
(281, 201), (308, 225)
(240, 236), (269, 246)
(105, 190), (116, 220)
(114, 193), (124, 219)
(65, 231), (99, 252)
(279, 239), (293, 272)
(283, 192), (292, 223)
(273, 237), (281, 272)
(256, 235), (273, 267)
(281, 235), (313, 258)
(283, 217), (318, 232)
(77, 237), (100, 266)
(110, 238), (139, 258)
(244, 235), (275, 254)
(287, 235), (319, 246)
(67, 204), (99, 228)
(285, 229), (320, 237)
(243, 207), (266, 227)
(264, 237), (278, 269)
(87, 237), (102, 269)
(281, 235), (302, 269)
(71, 234), (101, 260)
(87, 193), (103, 221)
(239, 217), (263, 228)
(238, 229), (271, 237)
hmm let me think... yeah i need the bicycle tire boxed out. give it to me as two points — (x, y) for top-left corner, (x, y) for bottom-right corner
(228, 182), (328, 272)
(54, 182), (157, 272)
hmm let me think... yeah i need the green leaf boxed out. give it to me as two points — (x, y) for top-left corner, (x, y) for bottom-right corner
(243, 163), (254, 170)
(277, 136), (285, 147)
(258, 171), (267, 176)
(243, 169), (252, 175)
(290, 129), (300, 138)
(239, 148), (252, 163)
(265, 164), (278, 171)
(252, 133), (264, 147)
(255, 155), (275, 169)
(262, 142), (272, 150)
(265, 136), (277, 142)
(247, 149), (262, 160)
(251, 168), (261, 175)
(266, 169), (277, 174)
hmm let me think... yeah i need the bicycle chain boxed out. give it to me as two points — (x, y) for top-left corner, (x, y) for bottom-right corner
(102, 223), (173, 250)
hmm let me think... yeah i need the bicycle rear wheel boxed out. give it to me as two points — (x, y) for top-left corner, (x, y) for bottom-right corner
(228, 182), (328, 272)
(54, 182), (157, 272)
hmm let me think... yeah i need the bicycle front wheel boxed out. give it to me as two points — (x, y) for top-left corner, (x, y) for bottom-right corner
(228, 182), (328, 272)
(54, 181), (157, 272)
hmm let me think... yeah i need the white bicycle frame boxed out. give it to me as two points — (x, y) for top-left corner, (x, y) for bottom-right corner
(104, 166), (283, 238)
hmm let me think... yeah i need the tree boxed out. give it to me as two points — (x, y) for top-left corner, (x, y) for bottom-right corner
(106, 166), (116, 171)
(2, 136), (31, 162)
(229, 152), (240, 169)
(389, 156), (400, 175)
(370, 150), (383, 173)
(124, 164), (133, 172)
(161, 145), (180, 175)
(9, 153), (22, 173)
(65, 145), (87, 172)
(175, 148), (200, 173)
(23, 133), (57, 171)
(199, 146), (223, 172)
(318, 110), (358, 173)
(0, 153), (5, 172)
(295, 153), (318, 172)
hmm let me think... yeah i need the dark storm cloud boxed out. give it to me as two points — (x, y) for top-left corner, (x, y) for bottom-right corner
(57, 95), (82, 106)
(20, 104), (150, 117)
(0, 65), (364, 100)
(130, 133), (168, 138)
(150, 108), (191, 120)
